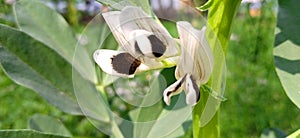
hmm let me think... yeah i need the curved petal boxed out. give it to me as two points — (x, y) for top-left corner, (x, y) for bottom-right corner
(163, 74), (187, 105)
(102, 11), (131, 51)
(129, 29), (166, 58)
(119, 6), (178, 58)
(176, 21), (214, 84)
(93, 49), (141, 78)
(184, 74), (200, 106)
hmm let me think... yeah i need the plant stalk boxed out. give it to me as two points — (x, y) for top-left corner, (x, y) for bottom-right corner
(193, 0), (241, 138)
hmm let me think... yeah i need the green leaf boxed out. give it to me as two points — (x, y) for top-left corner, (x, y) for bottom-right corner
(197, 0), (213, 11)
(163, 120), (192, 138)
(0, 129), (69, 138)
(130, 0), (151, 14)
(72, 71), (111, 122)
(274, 0), (300, 109)
(96, 0), (151, 14)
(73, 15), (124, 137)
(79, 14), (119, 85)
(287, 129), (300, 138)
(13, 0), (96, 83)
(121, 68), (192, 138)
(72, 71), (123, 137)
(13, 0), (75, 64)
(0, 24), (82, 115)
(29, 114), (72, 137)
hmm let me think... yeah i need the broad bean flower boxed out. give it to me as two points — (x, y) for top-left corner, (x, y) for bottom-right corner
(163, 21), (213, 106)
(93, 6), (213, 106)
(93, 6), (178, 78)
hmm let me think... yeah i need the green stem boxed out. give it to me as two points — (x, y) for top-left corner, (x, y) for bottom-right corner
(207, 0), (242, 52)
(193, 0), (241, 138)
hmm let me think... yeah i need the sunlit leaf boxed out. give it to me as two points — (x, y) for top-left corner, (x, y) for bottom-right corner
(14, 0), (96, 83)
(0, 25), (82, 115)
(274, 0), (300, 109)
(206, 0), (241, 51)
(287, 129), (300, 138)
(0, 129), (69, 138)
(29, 114), (72, 137)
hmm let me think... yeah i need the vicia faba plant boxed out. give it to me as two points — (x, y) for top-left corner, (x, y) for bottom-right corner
(0, 0), (299, 137)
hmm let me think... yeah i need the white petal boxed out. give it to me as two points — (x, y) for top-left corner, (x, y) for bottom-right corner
(176, 21), (214, 84)
(119, 6), (178, 57)
(102, 11), (130, 51)
(102, 11), (141, 59)
(184, 74), (200, 106)
(93, 49), (141, 78)
(163, 75), (187, 105)
(129, 29), (167, 58)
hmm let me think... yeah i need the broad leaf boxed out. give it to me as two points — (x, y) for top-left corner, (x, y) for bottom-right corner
(70, 14), (126, 137)
(0, 25), (82, 115)
(119, 68), (192, 138)
(163, 120), (192, 138)
(72, 69), (123, 137)
(13, 0), (75, 64)
(29, 114), (72, 137)
(72, 71), (111, 122)
(287, 129), (300, 138)
(79, 14), (119, 85)
(14, 0), (96, 83)
(130, 0), (151, 14)
(0, 129), (69, 138)
(274, 0), (300, 109)
(96, 0), (151, 14)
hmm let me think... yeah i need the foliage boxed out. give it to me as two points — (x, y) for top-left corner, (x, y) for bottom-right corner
(221, 1), (300, 137)
(29, 114), (72, 137)
(0, 0), (299, 137)
(274, 0), (300, 109)
(0, 129), (69, 138)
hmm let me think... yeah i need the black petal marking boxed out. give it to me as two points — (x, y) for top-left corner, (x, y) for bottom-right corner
(111, 53), (141, 75)
(148, 35), (166, 57)
(190, 75), (200, 102)
(166, 74), (187, 97)
(134, 41), (143, 54)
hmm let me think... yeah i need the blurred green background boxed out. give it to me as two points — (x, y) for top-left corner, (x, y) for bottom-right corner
(0, 0), (299, 137)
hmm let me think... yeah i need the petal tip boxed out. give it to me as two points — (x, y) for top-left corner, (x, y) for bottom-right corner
(163, 93), (171, 106)
(93, 49), (137, 78)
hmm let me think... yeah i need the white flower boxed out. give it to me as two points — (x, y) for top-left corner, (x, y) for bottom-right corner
(93, 6), (178, 78)
(163, 21), (214, 106)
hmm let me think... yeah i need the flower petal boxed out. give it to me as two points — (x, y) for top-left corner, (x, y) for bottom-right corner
(93, 49), (141, 78)
(184, 74), (200, 106)
(176, 21), (214, 84)
(129, 29), (166, 58)
(102, 11), (132, 52)
(163, 74), (187, 105)
(119, 6), (178, 58)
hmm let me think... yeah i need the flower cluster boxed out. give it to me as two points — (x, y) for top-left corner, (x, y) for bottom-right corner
(94, 6), (213, 106)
